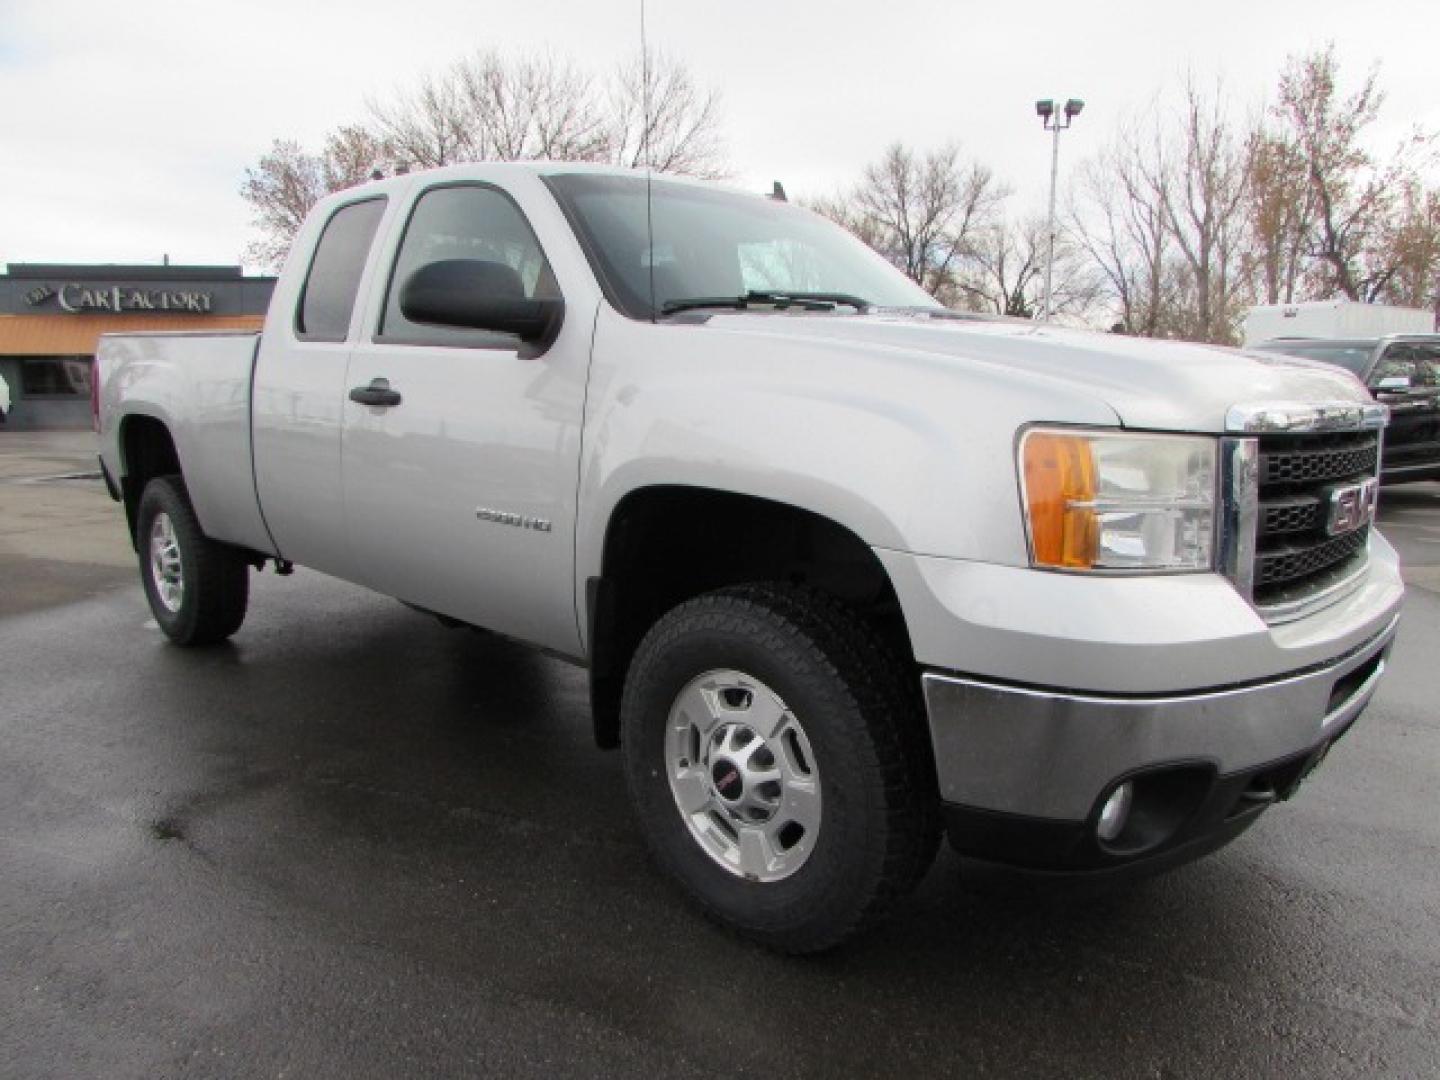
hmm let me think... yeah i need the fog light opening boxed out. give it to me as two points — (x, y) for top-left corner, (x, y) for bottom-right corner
(1096, 781), (1134, 843)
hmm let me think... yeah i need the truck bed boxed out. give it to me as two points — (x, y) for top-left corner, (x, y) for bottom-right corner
(97, 330), (275, 556)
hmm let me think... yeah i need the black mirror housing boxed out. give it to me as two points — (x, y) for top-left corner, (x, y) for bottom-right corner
(399, 259), (563, 345)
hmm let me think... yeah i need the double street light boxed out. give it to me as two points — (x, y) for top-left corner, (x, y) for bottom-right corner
(1036, 97), (1084, 322)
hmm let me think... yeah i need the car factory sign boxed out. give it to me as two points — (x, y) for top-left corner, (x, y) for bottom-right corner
(25, 282), (214, 314)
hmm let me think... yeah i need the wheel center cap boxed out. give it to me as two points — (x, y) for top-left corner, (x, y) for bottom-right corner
(711, 759), (744, 802)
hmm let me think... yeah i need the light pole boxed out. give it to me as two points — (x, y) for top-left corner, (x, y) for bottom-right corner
(1035, 97), (1084, 322)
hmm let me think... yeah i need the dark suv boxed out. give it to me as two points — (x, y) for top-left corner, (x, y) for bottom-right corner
(1254, 334), (1440, 484)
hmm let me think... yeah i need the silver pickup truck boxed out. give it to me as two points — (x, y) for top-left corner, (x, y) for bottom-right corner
(96, 163), (1403, 952)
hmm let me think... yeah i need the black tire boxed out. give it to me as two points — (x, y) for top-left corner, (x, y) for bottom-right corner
(621, 583), (940, 953)
(135, 475), (249, 646)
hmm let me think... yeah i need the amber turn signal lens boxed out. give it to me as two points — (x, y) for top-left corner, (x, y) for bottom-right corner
(1022, 432), (1100, 568)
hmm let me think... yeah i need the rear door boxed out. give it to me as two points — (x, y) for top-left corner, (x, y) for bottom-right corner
(252, 195), (389, 579)
(1370, 342), (1440, 476)
(339, 179), (590, 655)
(1414, 343), (1440, 460)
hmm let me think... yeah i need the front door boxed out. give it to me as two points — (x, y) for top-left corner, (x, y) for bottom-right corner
(340, 182), (590, 655)
(1371, 342), (1440, 476)
(253, 196), (389, 581)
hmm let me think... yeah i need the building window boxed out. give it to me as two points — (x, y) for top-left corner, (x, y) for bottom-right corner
(20, 356), (92, 397)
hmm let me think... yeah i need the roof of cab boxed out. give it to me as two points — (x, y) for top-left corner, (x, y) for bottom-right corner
(330, 160), (760, 202)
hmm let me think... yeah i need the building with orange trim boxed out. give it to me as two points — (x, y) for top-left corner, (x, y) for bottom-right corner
(0, 263), (275, 429)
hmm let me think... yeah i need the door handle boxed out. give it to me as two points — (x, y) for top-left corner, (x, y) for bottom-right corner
(349, 378), (402, 408)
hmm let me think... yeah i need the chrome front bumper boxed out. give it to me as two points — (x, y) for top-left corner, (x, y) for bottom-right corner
(922, 614), (1398, 824)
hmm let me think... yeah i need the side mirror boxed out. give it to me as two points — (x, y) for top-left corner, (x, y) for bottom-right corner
(399, 259), (564, 345)
(1374, 375), (1412, 392)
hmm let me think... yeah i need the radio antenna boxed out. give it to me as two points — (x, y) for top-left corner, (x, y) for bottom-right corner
(641, 0), (656, 321)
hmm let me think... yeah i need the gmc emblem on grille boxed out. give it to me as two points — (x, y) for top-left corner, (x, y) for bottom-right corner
(1326, 478), (1379, 537)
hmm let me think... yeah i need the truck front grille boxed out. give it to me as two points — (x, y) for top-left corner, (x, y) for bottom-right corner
(1251, 431), (1378, 606)
(1259, 440), (1379, 486)
(1259, 497), (1322, 537)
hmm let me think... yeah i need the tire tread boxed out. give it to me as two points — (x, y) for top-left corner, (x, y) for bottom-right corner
(138, 475), (249, 646)
(622, 582), (940, 953)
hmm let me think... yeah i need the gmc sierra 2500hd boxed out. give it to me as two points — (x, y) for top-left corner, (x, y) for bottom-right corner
(97, 163), (1403, 952)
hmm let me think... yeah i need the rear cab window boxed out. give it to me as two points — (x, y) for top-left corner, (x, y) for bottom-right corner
(296, 198), (388, 341)
(1374, 343), (1440, 388)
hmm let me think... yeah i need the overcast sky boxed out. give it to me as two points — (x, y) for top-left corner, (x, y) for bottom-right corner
(1, 0), (1435, 274)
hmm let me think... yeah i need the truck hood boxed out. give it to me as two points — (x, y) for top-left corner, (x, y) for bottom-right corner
(690, 311), (1371, 431)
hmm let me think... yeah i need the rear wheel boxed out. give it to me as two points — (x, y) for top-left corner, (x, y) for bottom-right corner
(621, 583), (939, 953)
(136, 475), (249, 645)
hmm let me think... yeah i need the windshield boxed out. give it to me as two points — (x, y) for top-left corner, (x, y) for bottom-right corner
(544, 172), (941, 320)
(1254, 341), (1373, 376)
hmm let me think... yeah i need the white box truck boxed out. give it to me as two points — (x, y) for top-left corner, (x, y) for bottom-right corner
(1244, 300), (1434, 346)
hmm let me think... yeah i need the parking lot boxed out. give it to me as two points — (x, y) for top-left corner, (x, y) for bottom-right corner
(2, 431), (1437, 1079)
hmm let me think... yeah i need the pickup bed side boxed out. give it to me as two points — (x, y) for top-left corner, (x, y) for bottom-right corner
(99, 330), (275, 557)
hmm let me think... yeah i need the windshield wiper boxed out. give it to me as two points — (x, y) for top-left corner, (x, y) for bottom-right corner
(660, 290), (872, 315)
(868, 305), (995, 321)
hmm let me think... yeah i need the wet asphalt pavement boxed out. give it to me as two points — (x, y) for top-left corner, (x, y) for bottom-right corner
(2, 454), (1438, 1077)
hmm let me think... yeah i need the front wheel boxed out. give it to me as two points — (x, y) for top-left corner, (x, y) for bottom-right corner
(621, 584), (939, 953)
(136, 475), (249, 646)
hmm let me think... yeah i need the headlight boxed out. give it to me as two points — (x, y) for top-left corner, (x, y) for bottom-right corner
(1020, 429), (1218, 572)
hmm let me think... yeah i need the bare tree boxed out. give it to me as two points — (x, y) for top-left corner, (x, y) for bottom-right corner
(962, 216), (1098, 319)
(960, 219), (1042, 317)
(367, 67), (474, 168)
(1068, 83), (1251, 343)
(366, 48), (724, 175)
(240, 129), (394, 270)
(1273, 45), (1429, 302)
(811, 143), (1006, 303)
(244, 48), (728, 267)
(322, 124), (391, 189)
(804, 193), (891, 256)
(609, 50), (727, 177)
(1245, 124), (1314, 305)
(1070, 121), (1174, 336)
(457, 52), (610, 161)
(1161, 80), (1251, 343)
(1377, 179), (1440, 310)
(240, 140), (329, 270)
